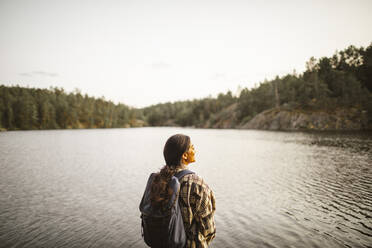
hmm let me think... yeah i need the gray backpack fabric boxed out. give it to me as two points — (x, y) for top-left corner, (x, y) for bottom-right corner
(139, 169), (194, 248)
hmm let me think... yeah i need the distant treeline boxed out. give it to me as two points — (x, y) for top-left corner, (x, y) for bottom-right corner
(0, 42), (371, 130)
(0, 87), (143, 130)
(143, 43), (372, 127)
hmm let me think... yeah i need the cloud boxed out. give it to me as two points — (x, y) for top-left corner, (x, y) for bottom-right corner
(150, 62), (171, 69)
(18, 72), (32, 77)
(18, 71), (59, 77)
(210, 73), (227, 80)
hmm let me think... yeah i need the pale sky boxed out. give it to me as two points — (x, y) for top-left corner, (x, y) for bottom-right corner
(1, 0), (371, 107)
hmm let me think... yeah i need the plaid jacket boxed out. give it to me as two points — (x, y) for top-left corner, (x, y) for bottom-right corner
(176, 169), (216, 248)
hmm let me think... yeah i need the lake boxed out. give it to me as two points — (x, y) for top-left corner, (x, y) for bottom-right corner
(0, 128), (371, 248)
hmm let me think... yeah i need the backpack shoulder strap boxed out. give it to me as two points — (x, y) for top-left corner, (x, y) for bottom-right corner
(174, 169), (195, 181)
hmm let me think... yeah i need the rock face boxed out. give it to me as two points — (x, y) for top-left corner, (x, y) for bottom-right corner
(201, 103), (238, 129)
(211, 103), (238, 129)
(240, 108), (371, 131)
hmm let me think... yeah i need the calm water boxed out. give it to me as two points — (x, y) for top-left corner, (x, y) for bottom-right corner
(0, 128), (371, 248)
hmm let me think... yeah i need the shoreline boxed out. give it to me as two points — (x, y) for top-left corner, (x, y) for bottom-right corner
(1, 125), (371, 132)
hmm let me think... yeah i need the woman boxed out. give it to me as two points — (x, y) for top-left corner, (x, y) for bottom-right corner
(150, 134), (216, 248)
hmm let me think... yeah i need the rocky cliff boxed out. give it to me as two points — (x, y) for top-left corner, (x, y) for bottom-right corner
(203, 103), (238, 129)
(240, 108), (371, 131)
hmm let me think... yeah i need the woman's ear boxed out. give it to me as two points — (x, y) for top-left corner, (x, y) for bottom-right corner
(182, 152), (188, 161)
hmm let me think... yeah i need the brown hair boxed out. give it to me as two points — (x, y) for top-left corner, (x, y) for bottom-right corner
(150, 134), (191, 209)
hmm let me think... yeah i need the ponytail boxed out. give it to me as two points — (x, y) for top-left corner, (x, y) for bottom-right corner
(150, 165), (177, 209)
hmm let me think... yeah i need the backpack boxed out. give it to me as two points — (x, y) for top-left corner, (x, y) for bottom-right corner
(139, 169), (195, 248)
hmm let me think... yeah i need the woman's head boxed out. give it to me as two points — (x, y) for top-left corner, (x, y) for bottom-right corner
(163, 134), (194, 167)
